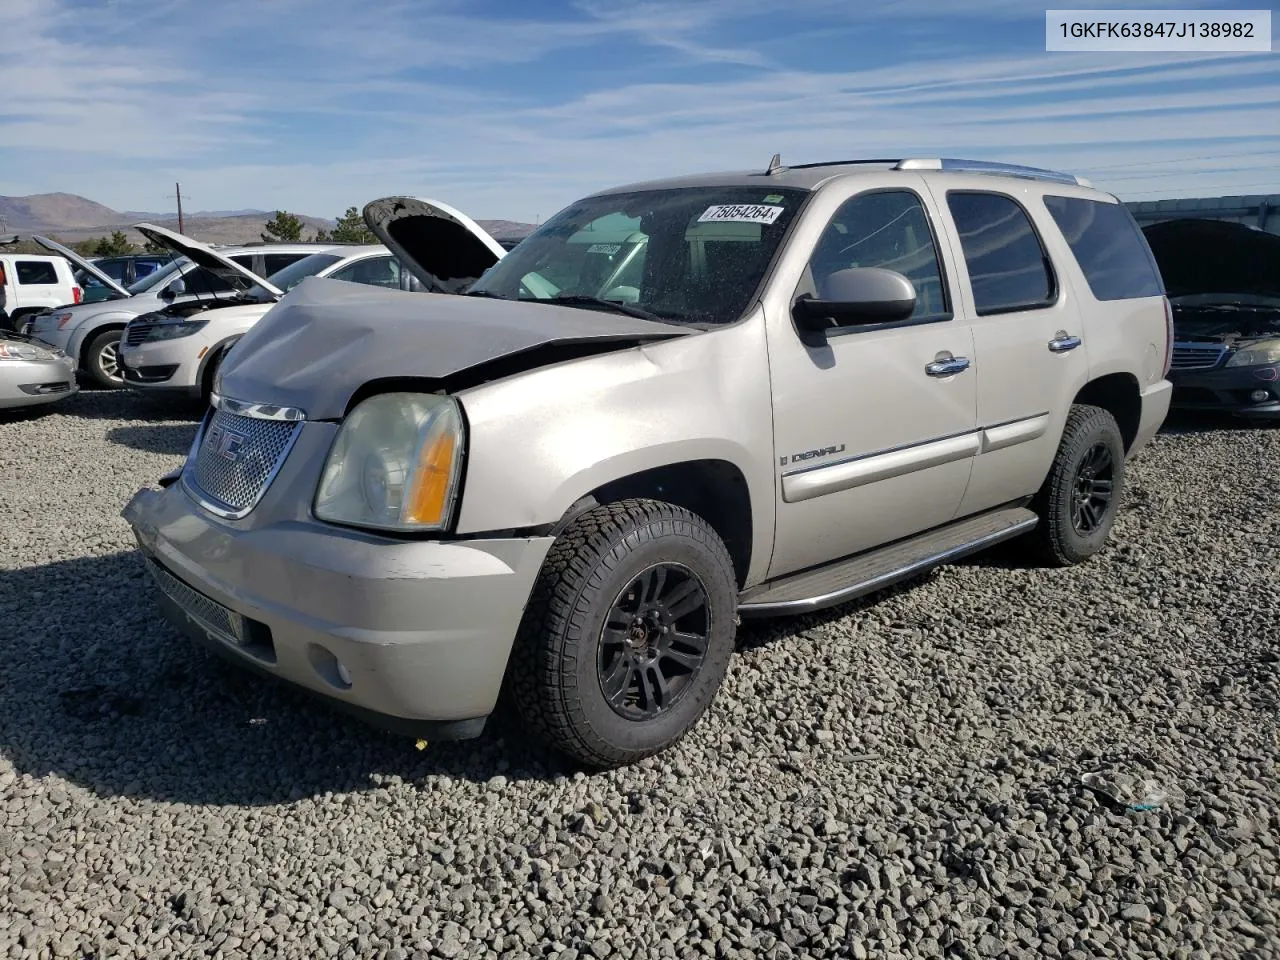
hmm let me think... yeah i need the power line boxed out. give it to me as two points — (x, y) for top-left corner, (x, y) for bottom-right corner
(1099, 164), (1279, 183)
(1078, 148), (1280, 172)
(1119, 180), (1280, 197)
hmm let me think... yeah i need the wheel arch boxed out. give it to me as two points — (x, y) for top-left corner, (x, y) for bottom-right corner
(1072, 372), (1142, 452)
(197, 334), (243, 396)
(69, 315), (132, 366)
(551, 459), (756, 589)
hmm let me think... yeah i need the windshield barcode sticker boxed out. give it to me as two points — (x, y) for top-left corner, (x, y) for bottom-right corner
(586, 243), (622, 254)
(698, 204), (784, 225)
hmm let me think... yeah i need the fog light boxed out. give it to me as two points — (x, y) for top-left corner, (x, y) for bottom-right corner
(336, 661), (353, 686)
(1250, 389), (1271, 403)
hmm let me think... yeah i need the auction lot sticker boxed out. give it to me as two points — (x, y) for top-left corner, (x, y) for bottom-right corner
(1046, 9), (1271, 51)
(698, 204), (785, 225)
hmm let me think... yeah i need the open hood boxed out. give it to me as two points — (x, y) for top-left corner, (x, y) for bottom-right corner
(32, 234), (132, 299)
(215, 277), (689, 420)
(133, 222), (283, 298)
(1143, 218), (1280, 301)
(362, 196), (506, 294)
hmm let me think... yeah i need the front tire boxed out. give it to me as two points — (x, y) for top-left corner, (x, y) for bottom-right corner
(83, 328), (125, 389)
(1027, 404), (1126, 566)
(508, 499), (739, 769)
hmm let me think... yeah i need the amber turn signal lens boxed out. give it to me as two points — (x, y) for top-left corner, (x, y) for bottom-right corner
(403, 427), (457, 525)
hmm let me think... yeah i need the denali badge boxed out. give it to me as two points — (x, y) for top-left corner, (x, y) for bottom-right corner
(780, 444), (846, 467)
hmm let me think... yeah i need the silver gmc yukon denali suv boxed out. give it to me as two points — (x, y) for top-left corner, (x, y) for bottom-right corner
(123, 158), (1174, 768)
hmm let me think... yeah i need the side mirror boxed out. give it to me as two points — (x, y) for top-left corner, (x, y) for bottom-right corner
(792, 267), (917, 332)
(160, 278), (186, 302)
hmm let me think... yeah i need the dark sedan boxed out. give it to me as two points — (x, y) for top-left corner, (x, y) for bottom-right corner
(1145, 218), (1280, 419)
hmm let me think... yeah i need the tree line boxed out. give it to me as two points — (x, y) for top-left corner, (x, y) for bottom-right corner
(4, 206), (376, 257)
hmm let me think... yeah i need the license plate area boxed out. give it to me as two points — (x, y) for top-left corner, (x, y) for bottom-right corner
(144, 558), (275, 662)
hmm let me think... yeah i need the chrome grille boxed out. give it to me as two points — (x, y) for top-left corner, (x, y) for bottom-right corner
(184, 408), (300, 518)
(125, 321), (154, 345)
(1169, 342), (1228, 371)
(145, 558), (244, 646)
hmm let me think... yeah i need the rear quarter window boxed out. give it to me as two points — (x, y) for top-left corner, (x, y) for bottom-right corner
(1043, 196), (1165, 301)
(16, 261), (59, 285)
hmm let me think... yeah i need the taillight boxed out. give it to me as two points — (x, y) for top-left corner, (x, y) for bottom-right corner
(1161, 296), (1174, 378)
(0, 264), (6, 286)
(73, 286), (83, 304)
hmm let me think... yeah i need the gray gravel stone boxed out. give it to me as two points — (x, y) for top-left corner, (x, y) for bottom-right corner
(0, 393), (1277, 960)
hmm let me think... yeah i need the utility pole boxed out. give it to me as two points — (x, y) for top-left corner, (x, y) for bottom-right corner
(175, 182), (185, 234)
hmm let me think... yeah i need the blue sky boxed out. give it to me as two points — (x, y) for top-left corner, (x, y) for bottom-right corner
(1, 0), (1276, 223)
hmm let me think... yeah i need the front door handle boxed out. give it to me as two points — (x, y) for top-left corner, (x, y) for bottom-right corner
(1048, 333), (1082, 353)
(925, 356), (971, 377)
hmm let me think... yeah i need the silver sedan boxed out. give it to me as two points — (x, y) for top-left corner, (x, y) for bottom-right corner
(0, 334), (78, 410)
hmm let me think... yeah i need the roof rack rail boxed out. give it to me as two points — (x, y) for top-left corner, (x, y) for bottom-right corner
(894, 158), (1091, 187)
(783, 159), (904, 171)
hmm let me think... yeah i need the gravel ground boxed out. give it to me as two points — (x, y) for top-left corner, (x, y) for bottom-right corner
(0, 391), (1276, 960)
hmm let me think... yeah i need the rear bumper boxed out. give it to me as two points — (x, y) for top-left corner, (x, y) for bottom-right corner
(1130, 379), (1173, 456)
(1168, 364), (1280, 418)
(122, 482), (554, 736)
(0, 356), (78, 409)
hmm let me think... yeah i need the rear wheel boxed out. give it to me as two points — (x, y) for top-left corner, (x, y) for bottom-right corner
(507, 499), (739, 768)
(1027, 404), (1126, 566)
(83, 328), (125, 389)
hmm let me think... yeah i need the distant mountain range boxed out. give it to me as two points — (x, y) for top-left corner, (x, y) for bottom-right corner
(0, 193), (536, 246)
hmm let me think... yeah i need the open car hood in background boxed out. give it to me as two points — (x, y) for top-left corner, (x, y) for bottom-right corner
(215, 277), (690, 420)
(362, 196), (507, 294)
(1143, 218), (1280, 301)
(134, 222), (283, 299)
(32, 235), (132, 299)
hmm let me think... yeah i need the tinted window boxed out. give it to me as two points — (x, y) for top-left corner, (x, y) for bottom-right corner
(94, 259), (130, 282)
(183, 266), (235, 295)
(1043, 196), (1164, 301)
(807, 190), (948, 320)
(263, 252), (303, 275)
(331, 255), (401, 289)
(947, 192), (1054, 315)
(16, 261), (58, 285)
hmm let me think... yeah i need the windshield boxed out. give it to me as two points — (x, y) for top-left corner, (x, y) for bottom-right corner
(468, 186), (808, 325)
(128, 258), (187, 294)
(243, 252), (343, 301)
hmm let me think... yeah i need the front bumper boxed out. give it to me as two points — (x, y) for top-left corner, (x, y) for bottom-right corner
(119, 339), (202, 396)
(0, 355), (78, 409)
(122, 481), (554, 737)
(1168, 364), (1280, 418)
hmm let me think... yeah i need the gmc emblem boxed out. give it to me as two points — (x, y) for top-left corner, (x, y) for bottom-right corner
(205, 423), (248, 462)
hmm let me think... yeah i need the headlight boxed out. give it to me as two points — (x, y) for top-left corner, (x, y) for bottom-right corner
(0, 341), (58, 361)
(143, 320), (209, 341)
(314, 392), (465, 532)
(1226, 339), (1280, 368)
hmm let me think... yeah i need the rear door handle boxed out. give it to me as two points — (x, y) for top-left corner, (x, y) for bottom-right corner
(925, 357), (971, 377)
(1048, 334), (1082, 353)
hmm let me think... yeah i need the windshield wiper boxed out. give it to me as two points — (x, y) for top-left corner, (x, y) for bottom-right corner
(465, 289), (506, 299)
(544, 295), (672, 323)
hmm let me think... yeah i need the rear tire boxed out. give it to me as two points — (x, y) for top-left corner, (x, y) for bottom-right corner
(507, 499), (738, 769)
(83, 328), (125, 389)
(1027, 404), (1126, 566)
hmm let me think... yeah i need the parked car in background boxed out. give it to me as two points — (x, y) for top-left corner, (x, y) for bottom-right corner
(124, 160), (1172, 769)
(0, 253), (83, 331)
(119, 226), (426, 402)
(25, 236), (330, 388)
(0, 330), (77, 411)
(76, 253), (177, 304)
(1143, 218), (1280, 419)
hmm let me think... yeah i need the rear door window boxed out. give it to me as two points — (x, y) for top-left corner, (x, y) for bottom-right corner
(330, 256), (401, 289)
(946, 192), (1055, 315)
(263, 252), (303, 275)
(16, 261), (59, 285)
(1043, 196), (1164, 301)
